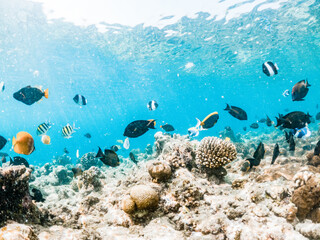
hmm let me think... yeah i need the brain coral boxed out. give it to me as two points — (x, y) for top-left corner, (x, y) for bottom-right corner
(196, 137), (237, 168)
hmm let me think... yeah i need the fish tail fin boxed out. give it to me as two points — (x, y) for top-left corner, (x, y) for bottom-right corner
(195, 118), (201, 128)
(224, 104), (231, 111)
(148, 119), (156, 129)
(44, 89), (49, 99)
(306, 78), (311, 87)
(96, 147), (103, 158)
(12, 136), (16, 146)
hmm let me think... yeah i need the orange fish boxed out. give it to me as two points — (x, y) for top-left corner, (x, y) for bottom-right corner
(12, 131), (35, 155)
(41, 135), (51, 145)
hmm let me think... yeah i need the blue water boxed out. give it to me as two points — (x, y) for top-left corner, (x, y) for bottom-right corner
(0, 0), (319, 165)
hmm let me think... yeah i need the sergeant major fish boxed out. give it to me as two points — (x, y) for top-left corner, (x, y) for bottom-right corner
(36, 122), (52, 136)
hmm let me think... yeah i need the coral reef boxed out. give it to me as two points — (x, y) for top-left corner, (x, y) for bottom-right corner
(147, 160), (172, 182)
(52, 154), (72, 166)
(0, 166), (45, 226)
(196, 137), (237, 169)
(54, 166), (72, 185)
(78, 152), (102, 170)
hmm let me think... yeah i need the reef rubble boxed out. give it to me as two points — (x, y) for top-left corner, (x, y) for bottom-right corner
(1, 131), (320, 239)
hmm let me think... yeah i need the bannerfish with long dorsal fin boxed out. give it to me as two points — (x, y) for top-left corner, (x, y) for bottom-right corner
(224, 104), (247, 121)
(13, 85), (48, 105)
(147, 100), (158, 111)
(73, 94), (87, 106)
(262, 61), (278, 77)
(271, 143), (280, 165)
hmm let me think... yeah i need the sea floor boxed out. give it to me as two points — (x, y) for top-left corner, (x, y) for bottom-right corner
(1, 129), (320, 240)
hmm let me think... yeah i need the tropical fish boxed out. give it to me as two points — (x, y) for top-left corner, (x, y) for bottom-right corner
(147, 100), (158, 111)
(266, 115), (273, 127)
(282, 89), (290, 97)
(241, 142), (265, 172)
(36, 122), (52, 136)
(72, 167), (83, 178)
(314, 140), (320, 156)
(73, 94), (87, 106)
(243, 127), (247, 131)
(31, 188), (45, 202)
(199, 112), (219, 129)
(0, 136), (7, 150)
(284, 131), (292, 143)
(62, 124), (76, 138)
(10, 156), (29, 168)
(84, 133), (91, 138)
(292, 79), (311, 101)
(258, 118), (266, 123)
(316, 112), (320, 120)
(294, 126), (311, 139)
(289, 134), (295, 152)
(123, 137), (130, 149)
(129, 152), (138, 164)
(275, 111), (311, 129)
(12, 132), (35, 155)
(123, 120), (156, 138)
(0, 81), (5, 92)
(224, 104), (247, 120)
(188, 118), (201, 137)
(13, 85), (48, 105)
(64, 147), (69, 154)
(41, 135), (51, 145)
(111, 145), (121, 152)
(96, 147), (120, 167)
(262, 61), (278, 77)
(271, 143), (280, 165)
(250, 123), (259, 129)
(160, 123), (175, 132)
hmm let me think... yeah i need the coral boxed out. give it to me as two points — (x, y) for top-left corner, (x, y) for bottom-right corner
(54, 166), (72, 185)
(121, 196), (136, 214)
(165, 143), (196, 170)
(77, 167), (103, 192)
(153, 131), (172, 156)
(0, 223), (38, 240)
(0, 166), (44, 226)
(129, 185), (159, 210)
(147, 160), (172, 182)
(291, 172), (320, 219)
(78, 152), (102, 170)
(53, 154), (72, 166)
(196, 137), (237, 169)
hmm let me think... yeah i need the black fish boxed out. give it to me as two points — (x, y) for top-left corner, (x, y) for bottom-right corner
(96, 147), (120, 167)
(110, 145), (120, 152)
(314, 140), (320, 156)
(224, 104), (247, 120)
(84, 133), (91, 138)
(160, 124), (175, 132)
(266, 116), (273, 127)
(292, 79), (310, 101)
(13, 86), (48, 105)
(73, 94), (87, 106)
(10, 156), (29, 168)
(241, 142), (265, 172)
(276, 111), (311, 129)
(271, 143), (280, 164)
(123, 120), (156, 138)
(129, 152), (138, 164)
(31, 188), (45, 202)
(316, 112), (320, 120)
(0, 136), (7, 150)
(262, 61), (278, 76)
(72, 167), (83, 177)
(250, 123), (259, 129)
(200, 112), (219, 129)
(289, 135), (295, 152)
(284, 131), (292, 143)
(259, 118), (267, 123)
(63, 148), (69, 154)
(243, 127), (247, 131)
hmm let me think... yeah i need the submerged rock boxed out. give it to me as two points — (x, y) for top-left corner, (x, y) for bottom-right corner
(0, 223), (38, 240)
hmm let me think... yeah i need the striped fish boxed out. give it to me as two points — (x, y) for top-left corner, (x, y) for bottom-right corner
(62, 124), (74, 138)
(36, 122), (51, 136)
(73, 94), (87, 106)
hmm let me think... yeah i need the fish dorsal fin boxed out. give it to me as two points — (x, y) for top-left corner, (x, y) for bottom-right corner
(96, 147), (104, 158)
(35, 85), (42, 90)
(195, 118), (201, 128)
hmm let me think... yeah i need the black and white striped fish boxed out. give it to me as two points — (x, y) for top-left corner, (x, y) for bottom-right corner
(73, 94), (87, 106)
(262, 61), (279, 77)
(62, 124), (75, 138)
(36, 122), (52, 136)
(147, 100), (158, 111)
